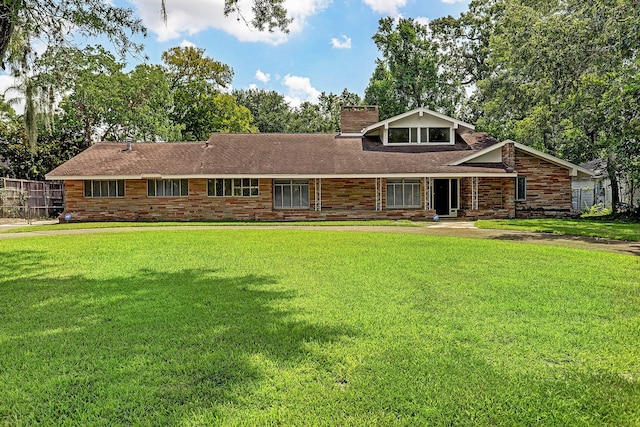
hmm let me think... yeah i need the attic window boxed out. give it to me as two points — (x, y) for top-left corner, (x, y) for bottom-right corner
(428, 127), (450, 143)
(387, 127), (451, 144)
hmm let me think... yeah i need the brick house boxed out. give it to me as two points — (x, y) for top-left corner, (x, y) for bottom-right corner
(45, 106), (592, 222)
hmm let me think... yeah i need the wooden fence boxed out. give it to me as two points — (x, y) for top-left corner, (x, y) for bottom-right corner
(0, 178), (64, 219)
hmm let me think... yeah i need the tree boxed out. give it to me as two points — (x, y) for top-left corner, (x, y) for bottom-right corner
(233, 88), (292, 133)
(434, 0), (640, 212)
(56, 49), (182, 143)
(0, 0), (293, 69)
(364, 17), (463, 120)
(0, 0), (146, 69)
(161, 46), (255, 139)
(317, 89), (362, 132)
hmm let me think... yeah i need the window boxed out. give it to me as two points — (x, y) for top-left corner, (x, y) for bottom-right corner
(147, 179), (188, 197)
(388, 128), (418, 144)
(428, 127), (450, 143)
(84, 180), (124, 198)
(516, 176), (526, 201)
(386, 179), (421, 208)
(388, 127), (451, 144)
(208, 179), (259, 197)
(274, 180), (309, 209)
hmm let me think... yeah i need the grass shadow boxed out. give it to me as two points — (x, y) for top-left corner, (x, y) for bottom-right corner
(488, 232), (640, 256)
(0, 256), (354, 424)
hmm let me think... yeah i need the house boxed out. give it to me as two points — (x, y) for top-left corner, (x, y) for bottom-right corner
(572, 159), (639, 212)
(45, 106), (592, 222)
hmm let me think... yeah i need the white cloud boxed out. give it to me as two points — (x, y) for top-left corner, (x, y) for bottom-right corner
(180, 39), (196, 48)
(132, 0), (330, 45)
(362, 0), (406, 16)
(415, 17), (430, 27)
(282, 74), (321, 107)
(441, 0), (468, 3)
(255, 69), (271, 83)
(330, 35), (352, 49)
(248, 83), (258, 90)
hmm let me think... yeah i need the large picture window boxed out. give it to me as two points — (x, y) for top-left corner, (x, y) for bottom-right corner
(147, 179), (188, 197)
(386, 179), (421, 208)
(388, 127), (451, 144)
(84, 180), (125, 198)
(208, 179), (259, 197)
(274, 180), (309, 209)
(516, 176), (527, 201)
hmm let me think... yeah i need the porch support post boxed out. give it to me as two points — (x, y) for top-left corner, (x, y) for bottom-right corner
(471, 177), (479, 210)
(423, 177), (428, 210)
(428, 178), (434, 210)
(314, 178), (322, 211)
(375, 178), (383, 211)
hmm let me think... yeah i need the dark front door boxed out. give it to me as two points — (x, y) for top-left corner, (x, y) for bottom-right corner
(434, 179), (450, 215)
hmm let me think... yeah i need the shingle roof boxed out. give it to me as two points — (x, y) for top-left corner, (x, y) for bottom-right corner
(46, 133), (511, 179)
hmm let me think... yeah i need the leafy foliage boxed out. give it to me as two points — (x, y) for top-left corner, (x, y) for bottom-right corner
(365, 17), (464, 120)
(433, 0), (640, 212)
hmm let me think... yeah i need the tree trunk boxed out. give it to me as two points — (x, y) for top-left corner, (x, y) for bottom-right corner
(606, 156), (620, 213)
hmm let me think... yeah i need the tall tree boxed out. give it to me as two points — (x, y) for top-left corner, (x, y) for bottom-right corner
(364, 17), (463, 120)
(161, 46), (254, 140)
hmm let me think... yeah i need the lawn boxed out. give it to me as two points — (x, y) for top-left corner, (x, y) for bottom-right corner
(477, 218), (640, 242)
(1, 230), (638, 425)
(0, 219), (420, 234)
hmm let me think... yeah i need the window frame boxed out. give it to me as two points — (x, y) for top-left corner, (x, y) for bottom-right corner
(208, 178), (259, 197)
(515, 176), (527, 201)
(273, 179), (310, 209)
(83, 180), (125, 198)
(386, 179), (422, 209)
(147, 179), (189, 197)
(387, 127), (452, 145)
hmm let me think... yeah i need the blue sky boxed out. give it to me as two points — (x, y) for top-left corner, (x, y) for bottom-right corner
(120, 0), (471, 106)
(2, 0), (471, 111)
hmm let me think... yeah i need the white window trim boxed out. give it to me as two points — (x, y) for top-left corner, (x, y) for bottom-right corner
(208, 178), (259, 197)
(385, 127), (454, 146)
(83, 180), (125, 198)
(273, 179), (310, 209)
(147, 179), (189, 197)
(386, 179), (422, 209)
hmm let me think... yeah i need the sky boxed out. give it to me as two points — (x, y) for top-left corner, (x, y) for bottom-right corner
(1, 0), (471, 112)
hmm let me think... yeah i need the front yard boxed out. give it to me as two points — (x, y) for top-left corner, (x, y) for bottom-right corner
(477, 218), (640, 242)
(1, 229), (638, 425)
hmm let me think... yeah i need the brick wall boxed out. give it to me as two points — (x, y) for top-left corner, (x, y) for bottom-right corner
(459, 177), (515, 219)
(321, 178), (377, 210)
(340, 106), (379, 134)
(62, 178), (434, 222)
(502, 142), (515, 169)
(61, 163), (574, 222)
(515, 150), (573, 218)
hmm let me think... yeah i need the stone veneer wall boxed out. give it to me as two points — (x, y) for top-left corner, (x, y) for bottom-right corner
(61, 158), (574, 222)
(514, 150), (573, 217)
(459, 177), (515, 219)
(62, 178), (434, 222)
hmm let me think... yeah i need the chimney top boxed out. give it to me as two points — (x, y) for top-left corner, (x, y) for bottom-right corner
(340, 105), (379, 135)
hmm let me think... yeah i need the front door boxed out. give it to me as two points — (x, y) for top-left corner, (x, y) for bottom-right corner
(434, 179), (450, 216)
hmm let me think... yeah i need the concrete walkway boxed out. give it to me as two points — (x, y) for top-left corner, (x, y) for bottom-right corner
(1, 219), (638, 256)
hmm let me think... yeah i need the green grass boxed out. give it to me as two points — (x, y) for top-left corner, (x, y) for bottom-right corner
(477, 218), (640, 242)
(1, 219), (420, 234)
(1, 230), (638, 425)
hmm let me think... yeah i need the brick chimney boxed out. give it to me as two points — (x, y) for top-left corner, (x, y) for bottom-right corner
(340, 106), (379, 134)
